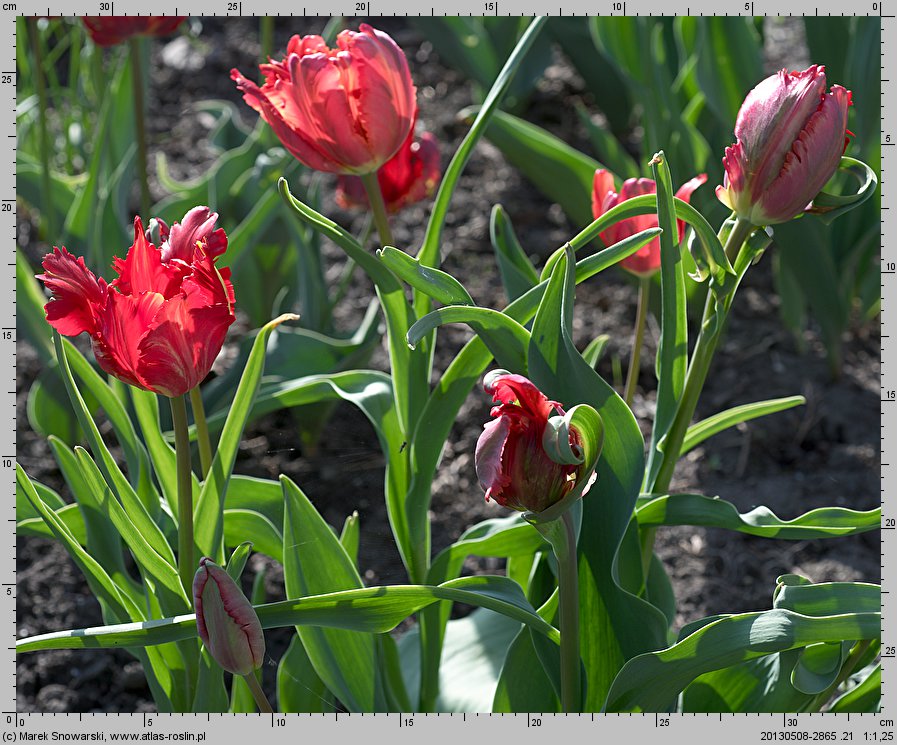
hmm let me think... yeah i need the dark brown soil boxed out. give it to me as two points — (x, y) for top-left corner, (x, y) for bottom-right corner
(16, 18), (880, 712)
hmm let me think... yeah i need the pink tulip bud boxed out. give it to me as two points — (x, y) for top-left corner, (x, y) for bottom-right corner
(231, 24), (417, 176)
(591, 170), (707, 276)
(193, 557), (265, 676)
(475, 372), (587, 514)
(716, 65), (853, 226)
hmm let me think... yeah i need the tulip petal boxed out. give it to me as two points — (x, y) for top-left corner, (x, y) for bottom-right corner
(112, 219), (184, 299)
(476, 415), (511, 496)
(231, 68), (344, 173)
(673, 173), (708, 242)
(760, 85), (852, 223)
(162, 207), (227, 262)
(736, 65), (827, 196)
(92, 290), (165, 391)
(38, 247), (108, 337)
(136, 292), (233, 398)
(591, 169), (617, 220)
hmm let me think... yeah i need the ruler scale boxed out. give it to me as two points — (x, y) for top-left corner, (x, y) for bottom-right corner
(4, 1), (891, 740)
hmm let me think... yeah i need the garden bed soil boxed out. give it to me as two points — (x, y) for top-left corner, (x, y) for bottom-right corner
(15, 17), (880, 711)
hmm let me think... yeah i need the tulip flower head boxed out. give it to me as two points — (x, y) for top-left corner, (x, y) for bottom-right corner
(591, 170), (707, 277)
(81, 16), (186, 47)
(231, 24), (416, 175)
(39, 207), (235, 398)
(475, 372), (588, 514)
(193, 557), (265, 676)
(336, 128), (441, 213)
(716, 65), (853, 226)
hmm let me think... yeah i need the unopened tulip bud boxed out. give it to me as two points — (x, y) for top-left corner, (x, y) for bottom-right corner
(475, 371), (588, 514)
(193, 557), (265, 676)
(716, 65), (853, 226)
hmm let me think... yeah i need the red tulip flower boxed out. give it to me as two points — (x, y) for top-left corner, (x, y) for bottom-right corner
(231, 24), (416, 175)
(475, 372), (587, 514)
(193, 557), (265, 676)
(81, 16), (186, 47)
(39, 207), (235, 398)
(716, 65), (853, 226)
(335, 128), (441, 213)
(591, 170), (708, 277)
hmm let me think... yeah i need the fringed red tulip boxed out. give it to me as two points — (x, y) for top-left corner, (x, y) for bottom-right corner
(193, 558), (265, 676)
(81, 16), (186, 46)
(716, 65), (853, 226)
(475, 372), (587, 514)
(591, 169), (707, 277)
(336, 128), (441, 213)
(38, 207), (235, 398)
(231, 24), (416, 175)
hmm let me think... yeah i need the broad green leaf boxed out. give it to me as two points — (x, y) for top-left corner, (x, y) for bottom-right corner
(18, 578), (558, 654)
(282, 475), (377, 712)
(637, 494), (880, 540)
(792, 642), (852, 695)
(417, 17), (548, 274)
(401, 608), (524, 712)
(682, 653), (812, 713)
(223, 509), (282, 564)
(130, 387), (199, 517)
(340, 511), (361, 569)
(574, 104), (639, 180)
(16, 248), (54, 363)
(17, 503), (86, 544)
(27, 366), (81, 444)
(16, 464), (132, 623)
(605, 609), (880, 712)
(73, 447), (189, 610)
(490, 204), (539, 303)
(493, 625), (560, 713)
(528, 244), (668, 709)
(645, 152), (688, 489)
(829, 664), (881, 713)
(193, 313), (298, 562)
(810, 156), (878, 225)
(53, 333), (172, 561)
(224, 541), (253, 582)
(773, 576), (881, 616)
(682, 396), (806, 455)
(192, 648), (229, 713)
(378, 247), (474, 306)
(682, 17), (762, 126)
(277, 635), (334, 713)
(475, 109), (600, 227)
(46, 438), (134, 597)
(408, 305), (531, 374)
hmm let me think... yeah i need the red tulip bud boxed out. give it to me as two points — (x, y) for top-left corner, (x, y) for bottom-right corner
(38, 207), (235, 398)
(193, 557), (265, 676)
(591, 169), (707, 276)
(336, 127), (441, 213)
(231, 24), (417, 175)
(475, 372), (588, 514)
(81, 16), (186, 47)
(716, 65), (853, 226)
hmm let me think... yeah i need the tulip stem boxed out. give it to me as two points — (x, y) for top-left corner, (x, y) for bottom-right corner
(242, 672), (274, 714)
(554, 511), (581, 713)
(188, 387), (213, 481)
(170, 394), (195, 598)
(624, 276), (651, 408)
(259, 16), (275, 63)
(360, 171), (395, 247)
(129, 38), (151, 219)
(651, 216), (756, 496)
(27, 17), (54, 240)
